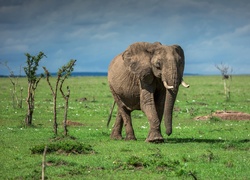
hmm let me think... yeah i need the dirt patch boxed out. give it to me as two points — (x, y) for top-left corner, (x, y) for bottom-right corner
(195, 111), (250, 121)
(64, 120), (84, 126)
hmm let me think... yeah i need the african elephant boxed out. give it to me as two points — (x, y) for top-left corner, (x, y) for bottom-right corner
(108, 42), (189, 142)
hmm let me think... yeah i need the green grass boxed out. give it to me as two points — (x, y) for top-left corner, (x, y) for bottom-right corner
(0, 75), (249, 179)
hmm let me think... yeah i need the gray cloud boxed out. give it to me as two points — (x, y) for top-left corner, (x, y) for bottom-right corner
(0, 0), (250, 75)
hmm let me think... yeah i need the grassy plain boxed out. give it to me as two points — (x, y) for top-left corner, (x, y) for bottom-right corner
(0, 75), (249, 179)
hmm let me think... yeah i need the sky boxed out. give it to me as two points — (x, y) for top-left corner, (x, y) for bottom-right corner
(0, 0), (250, 75)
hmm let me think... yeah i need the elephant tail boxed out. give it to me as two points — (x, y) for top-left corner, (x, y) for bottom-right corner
(107, 101), (116, 127)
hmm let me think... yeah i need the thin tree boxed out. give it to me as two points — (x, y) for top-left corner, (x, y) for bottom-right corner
(59, 60), (76, 136)
(23, 52), (46, 126)
(43, 67), (60, 135)
(0, 61), (23, 108)
(43, 59), (76, 136)
(215, 62), (233, 101)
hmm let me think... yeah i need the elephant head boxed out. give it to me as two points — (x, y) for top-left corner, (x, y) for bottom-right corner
(122, 42), (189, 136)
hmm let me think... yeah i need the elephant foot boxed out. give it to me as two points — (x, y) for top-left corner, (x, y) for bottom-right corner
(110, 131), (123, 140)
(111, 135), (123, 140)
(145, 138), (164, 143)
(146, 131), (164, 143)
(125, 135), (137, 141)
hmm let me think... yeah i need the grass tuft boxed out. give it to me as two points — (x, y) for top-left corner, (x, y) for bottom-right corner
(113, 154), (190, 177)
(30, 139), (94, 154)
(209, 116), (222, 122)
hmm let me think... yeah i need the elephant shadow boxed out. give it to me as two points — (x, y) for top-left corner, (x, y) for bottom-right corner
(164, 137), (249, 144)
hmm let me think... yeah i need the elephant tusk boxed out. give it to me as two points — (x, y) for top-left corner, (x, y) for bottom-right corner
(181, 80), (190, 88)
(163, 81), (174, 89)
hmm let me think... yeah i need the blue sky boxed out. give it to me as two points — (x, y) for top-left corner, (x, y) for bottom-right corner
(0, 0), (250, 75)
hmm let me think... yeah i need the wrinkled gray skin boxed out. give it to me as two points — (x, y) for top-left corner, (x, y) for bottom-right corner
(108, 42), (189, 142)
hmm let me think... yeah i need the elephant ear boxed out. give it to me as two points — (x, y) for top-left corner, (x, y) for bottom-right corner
(122, 42), (162, 82)
(172, 45), (185, 77)
(172, 45), (185, 62)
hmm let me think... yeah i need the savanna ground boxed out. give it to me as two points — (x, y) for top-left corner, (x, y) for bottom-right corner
(0, 75), (249, 179)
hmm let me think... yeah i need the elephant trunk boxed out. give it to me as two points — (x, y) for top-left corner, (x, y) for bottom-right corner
(164, 88), (178, 136)
(162, 60), (187, 135)
(162, 68), (179, 136)
(163, 78), (188, 135)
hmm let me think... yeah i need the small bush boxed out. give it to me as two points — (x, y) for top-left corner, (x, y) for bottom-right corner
(113, 154), (189, 177)
(30, 140), (94, 154)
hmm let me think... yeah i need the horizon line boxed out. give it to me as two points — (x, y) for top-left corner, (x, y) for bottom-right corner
(0, 71), (249, 77)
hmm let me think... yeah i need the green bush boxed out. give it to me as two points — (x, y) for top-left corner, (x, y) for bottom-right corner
(30, 140), (94, 154)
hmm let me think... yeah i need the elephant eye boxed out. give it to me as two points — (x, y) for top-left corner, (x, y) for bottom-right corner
(155, 61), (161, 69)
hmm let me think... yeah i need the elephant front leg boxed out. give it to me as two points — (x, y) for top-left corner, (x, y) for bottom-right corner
(140, 89), (164, 143)
(110, 112), (123, 140)
(145, 114), (164, 143)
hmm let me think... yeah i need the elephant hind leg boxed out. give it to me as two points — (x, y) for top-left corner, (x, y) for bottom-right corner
(110, 112), (123, 140)
(115, 105), (136, 140)
(110, 108), (136, 140)
(109, 86), (136, 140)
(121, 108), (136, 141)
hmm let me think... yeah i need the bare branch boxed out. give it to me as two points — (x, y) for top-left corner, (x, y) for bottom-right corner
(0, 61), (23, 108)
(215, 62), (233, 80)
(42, 145), (47, 180)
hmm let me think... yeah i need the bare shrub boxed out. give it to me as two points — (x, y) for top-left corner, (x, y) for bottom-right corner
(43, 59), (76, 136)
(215, 63), (233, 100)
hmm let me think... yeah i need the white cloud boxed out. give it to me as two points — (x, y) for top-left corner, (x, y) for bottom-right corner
(234, 24), (250, 36)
